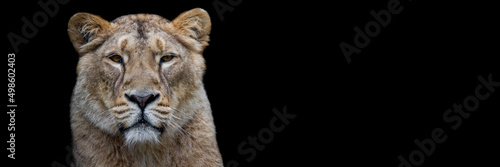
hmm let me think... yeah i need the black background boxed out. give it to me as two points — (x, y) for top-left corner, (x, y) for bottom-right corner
(5, 0), (499, 166)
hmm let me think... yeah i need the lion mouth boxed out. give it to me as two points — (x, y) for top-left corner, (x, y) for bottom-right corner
(120, 121), (164, 145)
(120, 121), (164, 134)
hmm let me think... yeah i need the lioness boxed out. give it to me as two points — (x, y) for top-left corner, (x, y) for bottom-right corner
(67, 8), (222, 166)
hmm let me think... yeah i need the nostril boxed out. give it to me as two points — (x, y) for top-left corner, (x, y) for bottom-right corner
(138, 118), (146, 123)
(125, 93), (159, 111)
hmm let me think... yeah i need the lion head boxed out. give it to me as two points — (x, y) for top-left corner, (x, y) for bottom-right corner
(68, 8), (211, 145)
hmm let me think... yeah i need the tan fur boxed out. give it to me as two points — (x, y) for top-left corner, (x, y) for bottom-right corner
(67, 8), (222, 167)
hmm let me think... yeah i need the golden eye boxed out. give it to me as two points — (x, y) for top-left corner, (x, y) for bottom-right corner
(160, 55), (174, 63)
(109, 55), (123, 63)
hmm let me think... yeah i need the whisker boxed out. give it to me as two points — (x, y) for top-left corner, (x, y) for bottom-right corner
(169, 107), (182, 113)
(171, 120), (193, 148)
(167, 119), (185, 137)
(170, 114), (182, 121)
(171, 119), (191, 137)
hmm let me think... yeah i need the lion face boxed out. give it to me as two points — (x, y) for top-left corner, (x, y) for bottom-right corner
(68, 9), (211, 145)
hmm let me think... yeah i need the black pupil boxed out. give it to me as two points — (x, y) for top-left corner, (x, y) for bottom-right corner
(111, 55), (121, 62)
(162, 56), (171, 62)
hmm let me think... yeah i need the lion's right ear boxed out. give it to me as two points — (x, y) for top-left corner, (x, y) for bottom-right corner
(68, 13), (110, 52)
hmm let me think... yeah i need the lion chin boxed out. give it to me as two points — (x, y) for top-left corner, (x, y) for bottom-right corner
(121, 122), (164, 145)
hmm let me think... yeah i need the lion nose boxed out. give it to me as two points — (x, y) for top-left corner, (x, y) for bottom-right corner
(125, 94), (159, 111)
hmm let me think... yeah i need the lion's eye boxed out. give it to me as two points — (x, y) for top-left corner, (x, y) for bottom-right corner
(160, 55), (174, 63)
(109, 55), (123, 63)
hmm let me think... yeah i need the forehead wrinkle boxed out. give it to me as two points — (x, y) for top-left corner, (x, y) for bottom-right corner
(117, 34), (135, 53)
(120, 38), (128, 51)
(135, 20), (147, 41)
(155, 37), (165, 53)
(110, 20), (185, 57)
(147, 31), (173, 53)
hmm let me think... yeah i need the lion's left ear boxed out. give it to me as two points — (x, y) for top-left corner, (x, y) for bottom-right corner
(172, 8), (211, 50)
